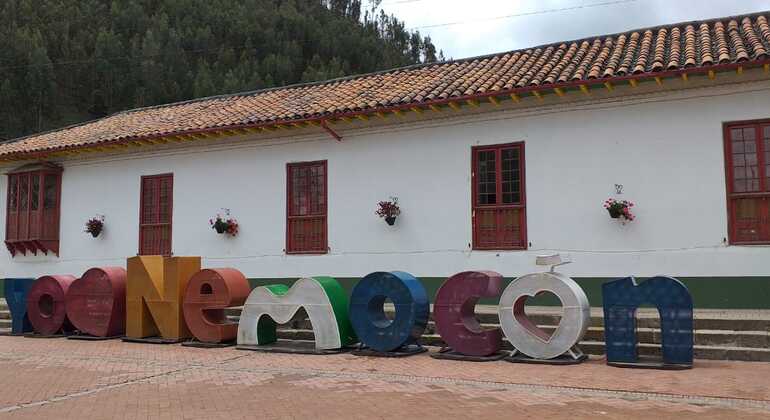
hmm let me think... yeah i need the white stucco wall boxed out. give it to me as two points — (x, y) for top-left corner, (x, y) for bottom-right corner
(2, 80), (769, 280)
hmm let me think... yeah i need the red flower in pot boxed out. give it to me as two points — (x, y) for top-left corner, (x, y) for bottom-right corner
(210, 208), (239, 237)
(376, 197), (401, 226)
(603, 198), (635, 223)
(84, 215), (105, 238)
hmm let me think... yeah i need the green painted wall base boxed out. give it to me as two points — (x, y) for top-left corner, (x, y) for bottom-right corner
(2, 276), (769, 309)
(246, 276), (770, 310)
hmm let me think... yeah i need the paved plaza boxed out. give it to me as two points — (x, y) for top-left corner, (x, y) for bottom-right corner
(0, 336), (769, 419)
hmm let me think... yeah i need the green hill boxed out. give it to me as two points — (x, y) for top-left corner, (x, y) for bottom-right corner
(0, 0), (440, 140)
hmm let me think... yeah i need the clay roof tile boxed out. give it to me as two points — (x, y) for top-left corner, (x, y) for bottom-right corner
(571, 39), (603, 80)
(667, 27), (682, 69)
(698, 23), (714, 65)
(617, 31), (640, 75)
(633, 30), (654, 73)
(728, 20), (750, 61)
(603, 34), (627, 77)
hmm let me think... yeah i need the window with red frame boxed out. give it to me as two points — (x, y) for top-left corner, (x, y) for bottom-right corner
(472, 143), (527, 250)
(286, 161), (327, 254)
(139, 174), (173, 255)
(5, 163), (62, 257)
(725, 122), (770, 244)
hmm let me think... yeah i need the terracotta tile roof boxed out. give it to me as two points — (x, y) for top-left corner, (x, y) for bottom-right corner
(3, 11), (770, 159)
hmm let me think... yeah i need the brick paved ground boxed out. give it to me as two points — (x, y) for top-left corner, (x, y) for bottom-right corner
(1, 336), (769, 419)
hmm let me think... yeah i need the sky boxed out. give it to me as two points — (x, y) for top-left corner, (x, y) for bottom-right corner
(374, 0), (770, 60)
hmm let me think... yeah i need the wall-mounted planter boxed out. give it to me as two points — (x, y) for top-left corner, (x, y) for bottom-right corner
(603, 198), (635, 223)
(85, 215), (105, 238)
(377, 197), (401, 227)
(210, 208), (239, 237)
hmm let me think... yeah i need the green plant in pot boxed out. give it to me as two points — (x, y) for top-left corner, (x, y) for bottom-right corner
(603, 198), (635, 223)
(210, 208), (239, 237)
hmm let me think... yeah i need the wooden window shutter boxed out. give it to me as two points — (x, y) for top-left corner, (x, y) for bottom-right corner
(5, 163), (62, 257)
(472, 143), (527, 250)
(286, 161), (328, 254)
(139, 173), (173, 255)
(725, 122), (770, 244)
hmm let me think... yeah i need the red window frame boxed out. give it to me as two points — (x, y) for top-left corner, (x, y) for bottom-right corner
(471, 142), (527, 250)
(139, 173), (173, 256)
(724, 120), (770, 245)
(286, 160), (328, 254)
(4, 163), (62, 257)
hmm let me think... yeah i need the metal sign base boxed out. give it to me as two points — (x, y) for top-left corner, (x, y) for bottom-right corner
(23, 332), (69, 339)
(505, 347), (588, 365)
(608, 356), (692, 370)
(237, 339), (353, 355)
(67, 334), (121, 341)
(430, 347), (508, 362)
(182, 339), (236, 348)
(121, 336), (186, 345)
(352, 343), (427, 358)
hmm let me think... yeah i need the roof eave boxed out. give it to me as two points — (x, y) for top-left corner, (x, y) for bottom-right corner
(2, 58), (769, 163)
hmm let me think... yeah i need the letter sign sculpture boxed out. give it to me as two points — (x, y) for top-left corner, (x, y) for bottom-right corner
(603, 276), (693, 369)
(183, 268), (251, 344)
(65, 267), (127, 338)
(499, 271), (590, 362)
(349, 271), (429, 354)
(125, 256), (201, 342)
(433, 271), (504, 359)
(4, 278), (35, 335)
(238, 276), (356, 351)
(27, 275), (77, 336)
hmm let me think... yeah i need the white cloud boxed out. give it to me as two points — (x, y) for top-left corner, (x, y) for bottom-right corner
(375, 0), (770, 59)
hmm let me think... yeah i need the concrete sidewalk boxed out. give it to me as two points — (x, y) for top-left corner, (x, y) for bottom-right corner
(0, 336), (769, 419)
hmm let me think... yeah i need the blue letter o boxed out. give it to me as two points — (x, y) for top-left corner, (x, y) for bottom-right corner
(349, 271), (429, 352)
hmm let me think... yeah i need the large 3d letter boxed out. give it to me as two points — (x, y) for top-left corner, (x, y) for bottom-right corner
(603, 276), (693, 367)
(498, 272), (590, 360)
(4, 278), (35, 334)
(27, 275), (76, 335)
(349, 271), (429, 352)
(433, 271), (503, 356)
(126, 256), (201, 340)
(184, 268), (251, 343)
(66, 267), (127, 337)
(238, 277), (356, 350)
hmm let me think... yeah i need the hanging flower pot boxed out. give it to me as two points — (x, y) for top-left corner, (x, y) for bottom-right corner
(376, 197), (401, 226)
(210, 209), (239, 237)
(84, 215), (105, 238)
(603, 198), (635, 223)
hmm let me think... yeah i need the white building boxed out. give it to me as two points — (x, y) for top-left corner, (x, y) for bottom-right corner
(2, 12), (770, 308)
